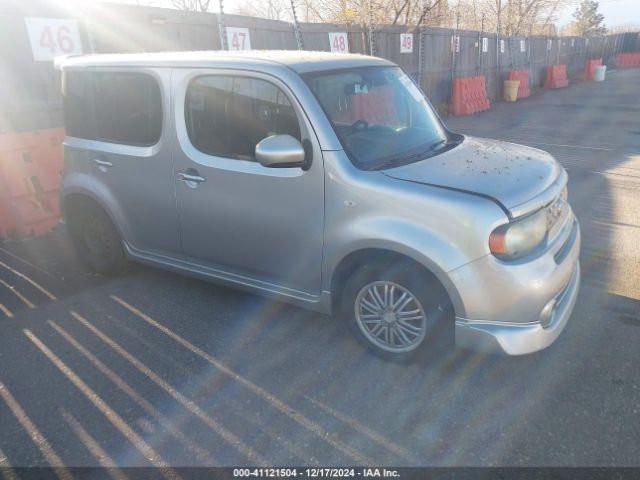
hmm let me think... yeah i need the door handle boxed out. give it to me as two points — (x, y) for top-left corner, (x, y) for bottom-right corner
(92, 158), (113, 172)
(178, 170), (206, 186)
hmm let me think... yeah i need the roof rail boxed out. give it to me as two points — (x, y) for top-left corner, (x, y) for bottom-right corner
(54, 53), (87, 70)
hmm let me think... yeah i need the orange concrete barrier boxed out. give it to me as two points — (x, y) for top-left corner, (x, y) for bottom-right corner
(0, 128), (64, 240)
(449, 75), (490, 116)
(544, 64), (569, 89)
(616, 52), (640, 69)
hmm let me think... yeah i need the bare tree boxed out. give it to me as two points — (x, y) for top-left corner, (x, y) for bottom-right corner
(451, 0), (569, 34)
(293, 0), (449, 26)
(298, 0), (328, 22)
(237, 0), (293, 21)
(231, 0), (567, 32)
(416, 0), (446, 26)
(172, 0), (212, 12)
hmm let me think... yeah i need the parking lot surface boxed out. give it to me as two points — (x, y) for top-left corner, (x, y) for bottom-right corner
(0, 69), (639, 468)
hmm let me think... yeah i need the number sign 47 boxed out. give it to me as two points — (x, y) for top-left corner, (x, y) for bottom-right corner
(226, 27), (252, 51)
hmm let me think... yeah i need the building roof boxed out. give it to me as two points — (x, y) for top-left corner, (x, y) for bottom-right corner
(56, 50), (394, 74)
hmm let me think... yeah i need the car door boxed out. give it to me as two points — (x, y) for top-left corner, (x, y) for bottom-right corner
(171, 68), (324, 296)
(86, 68), (181, 256)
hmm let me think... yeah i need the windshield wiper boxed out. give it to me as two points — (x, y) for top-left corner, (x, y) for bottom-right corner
(428, 139), (448, 151)
(369, 139), (453, 170)
(368, 152), (424, 170)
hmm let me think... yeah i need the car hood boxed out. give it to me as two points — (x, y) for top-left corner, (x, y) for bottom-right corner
(382, 136), (562, 216)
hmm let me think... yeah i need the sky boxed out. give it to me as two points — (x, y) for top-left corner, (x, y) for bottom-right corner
(81, 0), (640, 29)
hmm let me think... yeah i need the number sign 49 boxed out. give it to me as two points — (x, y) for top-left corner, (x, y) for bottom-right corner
(400, 34), (413, 53)
(25, 18), (83, 61)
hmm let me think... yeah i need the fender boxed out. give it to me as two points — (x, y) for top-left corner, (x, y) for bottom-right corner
(321, 151), (509, 320)
(60, 171), (132, 245)
(322, 217), (479, 318)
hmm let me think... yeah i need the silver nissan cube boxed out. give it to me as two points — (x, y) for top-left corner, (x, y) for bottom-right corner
(58, 51), (580, 362)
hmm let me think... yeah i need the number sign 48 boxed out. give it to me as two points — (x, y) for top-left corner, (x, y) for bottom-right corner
(329, 32), (349, 53)
(25, 18), (83, 61)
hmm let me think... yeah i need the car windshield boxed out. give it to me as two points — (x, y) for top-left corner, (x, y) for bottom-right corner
(303, 66), (454, 170)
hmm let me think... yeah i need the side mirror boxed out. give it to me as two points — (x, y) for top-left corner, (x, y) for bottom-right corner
(255, 135), (309, 169)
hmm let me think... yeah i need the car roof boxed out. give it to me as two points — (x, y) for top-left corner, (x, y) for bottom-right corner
(56, 50), (395, 74)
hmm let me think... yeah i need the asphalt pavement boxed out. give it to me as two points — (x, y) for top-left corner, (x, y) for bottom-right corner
(0, 69), (638, 469)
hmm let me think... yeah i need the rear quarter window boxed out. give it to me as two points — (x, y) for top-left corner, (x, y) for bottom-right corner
(92, 72), (162, 146)
(62, 70), (163, 146)
(62, 70), (93, 140)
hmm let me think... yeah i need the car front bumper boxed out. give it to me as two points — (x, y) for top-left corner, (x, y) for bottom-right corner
(446, 212), (581, 355)
(454, 261), (580, 355)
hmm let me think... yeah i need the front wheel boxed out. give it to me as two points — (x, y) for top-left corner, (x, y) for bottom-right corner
(340, 263), (452, 363)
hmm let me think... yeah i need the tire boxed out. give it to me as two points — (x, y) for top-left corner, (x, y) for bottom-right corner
(67, 202), (127, 275)
(339, 261), (453, 363)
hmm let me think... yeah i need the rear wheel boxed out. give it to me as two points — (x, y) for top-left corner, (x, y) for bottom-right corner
(67, 202), (127, 275)
(340, 262), (452, 363)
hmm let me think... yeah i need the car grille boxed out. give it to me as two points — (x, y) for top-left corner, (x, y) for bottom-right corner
(547, 189), (567, 231)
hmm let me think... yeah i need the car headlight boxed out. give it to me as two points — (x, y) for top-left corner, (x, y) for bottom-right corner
(489, 208), (548, 260)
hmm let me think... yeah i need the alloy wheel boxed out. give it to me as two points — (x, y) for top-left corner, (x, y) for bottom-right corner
(354, 281), (427, 353)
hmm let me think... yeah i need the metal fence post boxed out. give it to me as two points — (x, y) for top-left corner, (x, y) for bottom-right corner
(585, 36), (589, 64)
(417, 26), (425, 89)
(83, 18), (97, 54)
(495, 15), (501, 101)
(290, 0), (304, 50)
(608, 35), (615, 65)
(527, 37), (532, 88)
(449, 11), (460, 108)
(367, 0), (376, 56)
(477, 15), (484, 76)
(217, 0), (228, 50)
(451, 10), (460, 81)
(545, 35), (550, 68)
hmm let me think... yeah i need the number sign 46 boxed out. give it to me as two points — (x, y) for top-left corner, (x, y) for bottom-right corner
(25, 18), (83, 61)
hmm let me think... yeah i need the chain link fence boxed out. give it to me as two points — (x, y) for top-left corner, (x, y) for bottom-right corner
(1, 0), (638, 131)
